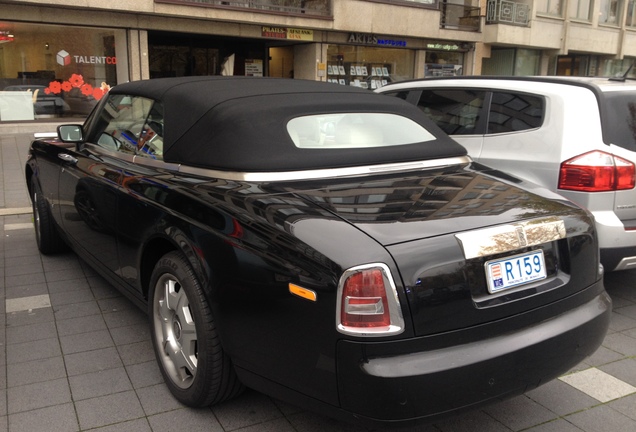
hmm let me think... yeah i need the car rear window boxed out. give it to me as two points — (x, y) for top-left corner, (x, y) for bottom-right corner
(601, 90), (636, 152)
(286, 113), (436, 149)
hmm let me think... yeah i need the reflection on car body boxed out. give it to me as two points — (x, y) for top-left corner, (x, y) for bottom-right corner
(25, 77), (610, 427)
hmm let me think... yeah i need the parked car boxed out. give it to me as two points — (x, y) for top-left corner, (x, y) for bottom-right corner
(376, 76), (636, 272)
(25, 76), (610, 427)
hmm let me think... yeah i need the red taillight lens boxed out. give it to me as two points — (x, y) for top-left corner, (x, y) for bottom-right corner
(559, 151), (635, 192)
(336, 264), (405, 336)
(341, 269), (390, 328)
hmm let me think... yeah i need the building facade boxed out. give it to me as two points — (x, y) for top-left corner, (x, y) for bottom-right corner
(0, 0), (633, 121)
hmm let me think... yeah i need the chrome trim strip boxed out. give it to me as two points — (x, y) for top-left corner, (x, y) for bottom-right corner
(455, 217), (567, 260)
(133, 155), (181, 171)
(82, 144), (469, 182)
(178, 156), (471, 182)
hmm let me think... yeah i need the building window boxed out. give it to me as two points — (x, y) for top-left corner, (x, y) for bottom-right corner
(628, 0), (636, 26)
(535, 0), (564, 16)
(569, 0), (593, 20)
(599, 0), (623, 24)
(0, 21), (126, 121)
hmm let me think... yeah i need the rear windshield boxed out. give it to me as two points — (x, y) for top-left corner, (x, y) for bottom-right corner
(602, 90), (636, 152)
(286, 113), (436, 149)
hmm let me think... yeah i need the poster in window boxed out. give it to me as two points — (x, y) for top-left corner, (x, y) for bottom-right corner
(245, 59), (263, 77)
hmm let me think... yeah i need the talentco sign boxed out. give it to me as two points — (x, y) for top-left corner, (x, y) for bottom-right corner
(56, 50), (117, 66)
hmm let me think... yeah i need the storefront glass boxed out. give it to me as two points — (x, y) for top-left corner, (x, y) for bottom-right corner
(482, 48), (539, 75)
(0, 21), (126, 121)
(326, 45), (414, 90)
(425, 51), (464, 76)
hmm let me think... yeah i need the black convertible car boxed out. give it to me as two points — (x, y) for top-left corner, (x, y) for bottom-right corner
(25, 76), (610, 426)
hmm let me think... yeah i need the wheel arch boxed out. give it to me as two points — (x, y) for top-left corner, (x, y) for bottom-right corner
(139, 236), (178, 301)
(139, 227), (212, 302)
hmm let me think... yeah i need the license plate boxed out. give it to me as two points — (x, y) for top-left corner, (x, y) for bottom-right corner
(485, 250), (546, 294)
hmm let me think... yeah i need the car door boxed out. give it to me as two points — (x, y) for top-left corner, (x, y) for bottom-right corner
(57, 94), (159, 283)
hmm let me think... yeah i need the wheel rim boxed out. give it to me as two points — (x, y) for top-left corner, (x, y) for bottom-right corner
(152, 274), (198, 389)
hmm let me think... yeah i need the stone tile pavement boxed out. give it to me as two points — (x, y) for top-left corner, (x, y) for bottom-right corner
(1, 132), (636, 431)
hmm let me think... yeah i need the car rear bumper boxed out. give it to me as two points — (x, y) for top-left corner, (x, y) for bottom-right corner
(592, 210), (636, 270)
(336, 282), (610, 426)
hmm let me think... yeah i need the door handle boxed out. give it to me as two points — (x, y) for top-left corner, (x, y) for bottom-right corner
(58, 153), (78, 164)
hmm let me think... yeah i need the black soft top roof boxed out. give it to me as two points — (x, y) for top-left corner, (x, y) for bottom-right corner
(110, 76), (466, 171)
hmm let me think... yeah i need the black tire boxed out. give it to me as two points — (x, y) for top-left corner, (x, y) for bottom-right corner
(149, 251), (243, 407)
(31, 176), (67, 254)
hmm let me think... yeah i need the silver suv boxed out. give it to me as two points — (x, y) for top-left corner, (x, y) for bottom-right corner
(377, 76), (636, 272)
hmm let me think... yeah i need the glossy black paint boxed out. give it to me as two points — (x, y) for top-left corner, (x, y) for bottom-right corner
(24, 77), (611, 426)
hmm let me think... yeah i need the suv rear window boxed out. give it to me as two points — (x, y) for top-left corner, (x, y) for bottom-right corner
(601, 91), (636, 152)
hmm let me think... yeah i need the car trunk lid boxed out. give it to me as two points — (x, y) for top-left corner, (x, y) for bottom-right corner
(288, 166), (600, 336)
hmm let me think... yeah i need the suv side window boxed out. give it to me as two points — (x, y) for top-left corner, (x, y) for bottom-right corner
(416, 89), (486, 135)
(488, 92), (544, 134)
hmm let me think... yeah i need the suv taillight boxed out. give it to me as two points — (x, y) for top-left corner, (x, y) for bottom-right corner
(336, 264), (404, 336)
(558, 151), (635, 192)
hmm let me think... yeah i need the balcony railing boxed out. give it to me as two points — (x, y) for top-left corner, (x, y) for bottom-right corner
(155, 0), (331, 17)
(486, 0), (531, 26)
(440, 4), (481, 32)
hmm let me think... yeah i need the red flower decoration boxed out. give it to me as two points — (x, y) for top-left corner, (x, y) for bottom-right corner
(44, 88), (51, 95)
(61, 81), (72, 92)
(48, 81), (62, 94)
(80, 83), (94, 96)
(69, 74), (84, 88)
(92, 87), (105, 101)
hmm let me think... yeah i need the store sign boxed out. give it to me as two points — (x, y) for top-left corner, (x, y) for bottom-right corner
(287, 28), (313, 41)
(348, 33), (407, 47)
(427, 43), (462, 51)
(262, 27), (313, 41)
(56, 49), (117, 66)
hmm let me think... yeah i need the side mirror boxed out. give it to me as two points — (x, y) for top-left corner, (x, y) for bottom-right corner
(58, 124), (84, 143)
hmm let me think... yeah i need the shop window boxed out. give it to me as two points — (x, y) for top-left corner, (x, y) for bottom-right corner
(425, 51), (464, 76)
(326, 45), (414, 89)
(0, 21), (126, 121)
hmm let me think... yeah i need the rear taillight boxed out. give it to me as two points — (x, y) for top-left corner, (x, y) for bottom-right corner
(336, 263), (404, 336)
(559, 151), (635, 192)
